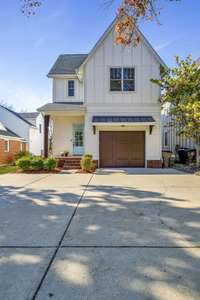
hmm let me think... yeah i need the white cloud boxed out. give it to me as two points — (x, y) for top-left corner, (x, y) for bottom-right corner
(155, 40), (174, 51)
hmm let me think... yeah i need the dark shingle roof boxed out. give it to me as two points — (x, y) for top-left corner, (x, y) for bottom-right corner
(48, 54), (88, 76)
(19, 112), (39, 119)
(92, 116), (155, 123)
(0, 105), (35, 127)
(0, 127), (21, 138)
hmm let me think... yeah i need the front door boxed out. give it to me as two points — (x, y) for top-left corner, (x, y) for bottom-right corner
(73, 124), (84, 155)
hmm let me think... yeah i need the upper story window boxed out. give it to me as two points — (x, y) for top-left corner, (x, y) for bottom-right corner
(68, 80), (75, 97)
(110, 67), (135, 92)
(4, 140), (9, 152)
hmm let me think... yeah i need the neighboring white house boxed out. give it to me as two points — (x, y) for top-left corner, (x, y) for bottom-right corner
(161, 108), (195, 153)
(19, 112), (44, 155)
(0, 105), (44, 155)
(161, 57), (200, 153)
(38, 19), (167, 168)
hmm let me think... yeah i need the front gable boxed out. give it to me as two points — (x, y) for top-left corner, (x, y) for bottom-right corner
(83, 21), (165, 106)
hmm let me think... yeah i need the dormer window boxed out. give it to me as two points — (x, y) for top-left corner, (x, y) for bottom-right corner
(68, 80), (75, 97)
(110, 67), (135, 92)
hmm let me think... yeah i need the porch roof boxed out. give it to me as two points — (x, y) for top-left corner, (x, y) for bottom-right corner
(38, 102), (85, 114)
(92, 116), (156, 125)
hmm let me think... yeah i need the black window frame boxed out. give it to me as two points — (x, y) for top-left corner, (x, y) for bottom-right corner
(68, 80), (75, 97)
(110, 67), (135, 92)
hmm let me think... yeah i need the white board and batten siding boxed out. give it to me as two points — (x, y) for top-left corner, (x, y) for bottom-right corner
(53, 78), (84, 102)
(83, 27), (162, 162)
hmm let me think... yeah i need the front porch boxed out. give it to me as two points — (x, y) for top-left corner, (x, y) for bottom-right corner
(38, 102), (86, 158)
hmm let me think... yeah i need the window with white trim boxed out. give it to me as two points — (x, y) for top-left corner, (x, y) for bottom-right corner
(68, 80), (75, 97)
(110, 67), (135, 92)
(4, 140), (9, 152)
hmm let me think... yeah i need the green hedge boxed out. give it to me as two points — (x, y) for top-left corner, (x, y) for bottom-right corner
(16, 156), (31, 171)
(16, 156), (57, 172)
(44, 157), (57, 171)
(15, 150), (32, 161)
(31, 157), (44, 171)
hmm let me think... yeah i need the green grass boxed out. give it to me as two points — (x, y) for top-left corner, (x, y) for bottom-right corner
(0, 165), (18, 175)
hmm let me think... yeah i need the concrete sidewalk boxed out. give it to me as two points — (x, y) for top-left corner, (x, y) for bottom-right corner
(0, 169), (200, 299)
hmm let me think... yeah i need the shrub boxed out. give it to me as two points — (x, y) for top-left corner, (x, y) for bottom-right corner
(80, 154), (93, 172)
(31, 157), (44, 171)
(15, 151), (32, 161)
(44, 157), (57, 171)
(16, 156), (31, 171)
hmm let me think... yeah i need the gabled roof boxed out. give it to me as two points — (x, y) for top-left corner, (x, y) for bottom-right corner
(48, 54), (88, 76)
(19, 112), (39, 119)
(0, 105), (35, 127)
(47, 19), (167, 78)
(80, 18), (167, 70)
(0, 122), (22, 139)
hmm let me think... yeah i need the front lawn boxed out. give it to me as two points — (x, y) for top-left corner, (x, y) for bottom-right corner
(0, 165), (18, 175)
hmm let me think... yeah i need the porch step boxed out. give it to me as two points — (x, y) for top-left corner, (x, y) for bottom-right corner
(58, 156), (81, 170)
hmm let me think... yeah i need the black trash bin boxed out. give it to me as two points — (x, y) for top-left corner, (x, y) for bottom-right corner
(177, 148), (196, 164)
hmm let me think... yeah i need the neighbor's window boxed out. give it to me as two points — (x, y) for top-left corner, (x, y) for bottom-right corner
(4, 140), (9, 152)
(39, 124), (42, 134)
(68, 80), (75, 97)
(110, 67), (135, 92)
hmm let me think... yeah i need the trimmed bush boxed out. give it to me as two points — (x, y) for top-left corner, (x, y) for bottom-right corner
(31, 157), (44, 171)
(44, 157), (57, 171)
(84, 154), (93, 160)
(16, 156), (31, 171)
(80, 154), (93, 172)
(15, 150), (32, 161)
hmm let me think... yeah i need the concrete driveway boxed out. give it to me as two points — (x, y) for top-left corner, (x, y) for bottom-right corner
(0, 169), (200, 300)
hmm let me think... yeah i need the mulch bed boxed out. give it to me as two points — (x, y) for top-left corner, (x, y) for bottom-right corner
(16, 168), (61, 174)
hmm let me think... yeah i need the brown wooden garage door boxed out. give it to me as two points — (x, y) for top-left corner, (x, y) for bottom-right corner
(100, 131), (145, 167)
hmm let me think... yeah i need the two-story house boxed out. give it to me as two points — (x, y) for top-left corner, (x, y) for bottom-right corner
(38, 20), (166, 168)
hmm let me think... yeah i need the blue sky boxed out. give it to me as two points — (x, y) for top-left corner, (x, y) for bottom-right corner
(0, 0), (199, 112)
